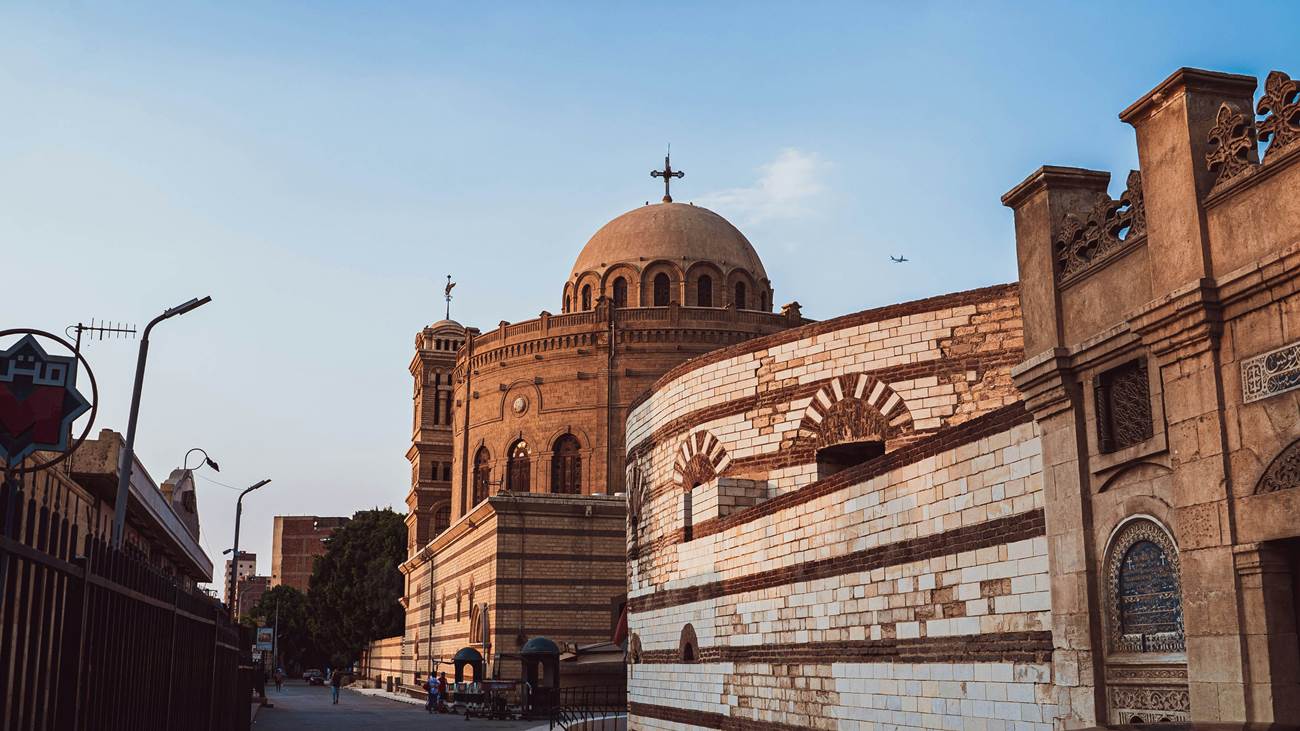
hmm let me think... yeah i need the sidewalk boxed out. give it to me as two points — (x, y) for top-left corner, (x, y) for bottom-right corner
(347, 686), (425, 707)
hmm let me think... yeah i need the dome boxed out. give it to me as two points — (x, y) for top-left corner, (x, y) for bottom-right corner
(428, 319), (465, 332)
(571, 202), (768, 282)
(519, 636), (560, 657)
(452, 647), (484, 664)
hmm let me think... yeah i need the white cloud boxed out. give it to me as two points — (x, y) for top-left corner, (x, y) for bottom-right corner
(697, 148), (828, 224)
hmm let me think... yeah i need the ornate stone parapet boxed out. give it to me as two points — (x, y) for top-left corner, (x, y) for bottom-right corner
(1206, 70), (1300, 194)
(1054, 170), (1147, 284)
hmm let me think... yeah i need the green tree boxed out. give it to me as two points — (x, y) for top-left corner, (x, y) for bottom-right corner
(307, 508), (407, 666)
(247, 585), (317, 672)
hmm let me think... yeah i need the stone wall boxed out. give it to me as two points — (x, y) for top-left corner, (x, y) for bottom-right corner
(624, 285), (1042, 730)
(270, 515), (348, 592)
(358, 635), (407, 687)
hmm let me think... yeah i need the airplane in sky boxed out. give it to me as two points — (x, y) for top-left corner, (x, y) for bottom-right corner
(889, 255), (908, 263)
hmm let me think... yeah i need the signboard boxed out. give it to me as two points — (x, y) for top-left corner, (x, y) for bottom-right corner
(0, 335), (92, 464)
(255, 626), (274, 651)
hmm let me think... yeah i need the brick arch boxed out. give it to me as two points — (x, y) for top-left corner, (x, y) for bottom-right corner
(796, 373), (913, 447)
(678, 623), (698, 663)
(672, 430), (730, 488)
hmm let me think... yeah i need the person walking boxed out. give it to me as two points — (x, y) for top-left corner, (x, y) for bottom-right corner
(437, 672), (449, 713)
(424, 673), (438, 713)
(274, 667), (284, 692)
(330, 668), (342, 704)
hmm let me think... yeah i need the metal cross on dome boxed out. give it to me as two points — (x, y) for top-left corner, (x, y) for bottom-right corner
(650, 151), (684, 203)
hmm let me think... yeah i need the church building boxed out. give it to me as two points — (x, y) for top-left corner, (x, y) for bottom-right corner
(625, 66), (1300, 730)
(387, 162), (806, 686)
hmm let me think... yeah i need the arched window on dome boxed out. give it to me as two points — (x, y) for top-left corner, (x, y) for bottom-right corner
(507, 439), (531, 492)
(734, 281), (747, 310)
(551, 434), (582, 494)
(653, 273), (671, 307)
(697, 275), (713, 307)
(581, 285), (592, 311)
(612, 277), (628, 309)
(472, 447), (491, 507)
(564, 295), (571, 313)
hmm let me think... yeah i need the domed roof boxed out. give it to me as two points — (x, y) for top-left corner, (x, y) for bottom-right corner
(519, 636), (560, 656)
(571, 202), (767, 281)
(427, 319), (465, 332)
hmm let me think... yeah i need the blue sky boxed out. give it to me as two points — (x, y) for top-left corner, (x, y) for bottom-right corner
(2, 2), (1296, 589)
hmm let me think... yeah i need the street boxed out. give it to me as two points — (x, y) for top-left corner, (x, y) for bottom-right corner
(253, 682), (542, 730)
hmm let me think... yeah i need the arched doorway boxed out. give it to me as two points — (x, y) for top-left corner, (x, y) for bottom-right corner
(550, 434), (582, 494)
(507, 439), (531, 492)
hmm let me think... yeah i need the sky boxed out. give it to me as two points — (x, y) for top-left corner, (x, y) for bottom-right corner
(2, 1), (1297, 592)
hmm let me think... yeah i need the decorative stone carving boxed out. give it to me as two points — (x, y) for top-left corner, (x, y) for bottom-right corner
(1206, 102), (1260, 190)
(1256, 440), (1300, 494)
(1258, 70), (1300, 161)
(1094, 358), (1154, 454)
(672, 430), (729, 488)
(1108, 686), (1190, 723)
(1105, 518), (1185, 654)
(1242, 339), (1300, 404)
(795, 373), (912, 447)
(1054, 170), (1146, 282)
(627, 632), (642, 664)
(626, 457), (649, 548)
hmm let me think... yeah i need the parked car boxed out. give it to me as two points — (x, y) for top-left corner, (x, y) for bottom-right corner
(303, 669), (324, 686)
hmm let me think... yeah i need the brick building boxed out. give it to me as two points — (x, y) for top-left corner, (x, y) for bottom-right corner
(270, 515), (349, 592)
(388, 176), (807, 686)
(625, 66), (1300, 729)
(237, 575), (271, 619)
(223, 551), (256, 606)
(625, 284), (1037, 730)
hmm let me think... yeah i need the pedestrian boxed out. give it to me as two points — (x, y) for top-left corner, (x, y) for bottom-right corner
(330, 668), (342, 704)
(274, 667), (284, 692)
(424, 673), (438, 713)
(437, 672), (448, 713)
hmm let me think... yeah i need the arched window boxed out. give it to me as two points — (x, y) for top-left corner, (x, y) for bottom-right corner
(433, 505), (451, 535)
(507, 439), (531, 492)
(697, 275), (713, 307)
(472, 447), (491, 506)
(564, 295), (571, 313)
(581, 285), (592, 311)
(653, 273), (671, 306)
(551, 434), (582, 494)
(612, 277), (628, 308)
(679, 623), (698, 663)
(734, 281), (747, 310)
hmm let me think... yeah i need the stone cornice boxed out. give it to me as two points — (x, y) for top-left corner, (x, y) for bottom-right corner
(1011, 348), (1075, 420)
(1129, 278), (1223, 362)
(1000, 166), (1111, 210)
(1118, 67), (1257, 125)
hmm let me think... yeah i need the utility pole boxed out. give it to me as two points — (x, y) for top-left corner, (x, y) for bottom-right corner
(228, 479), (271, 620)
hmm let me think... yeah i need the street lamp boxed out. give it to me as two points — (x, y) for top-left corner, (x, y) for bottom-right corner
(111, 295), (213, 548)
(228, 478), (271, 620)
(184, 447), (221, 473)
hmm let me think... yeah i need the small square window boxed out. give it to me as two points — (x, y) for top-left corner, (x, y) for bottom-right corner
(1095, 358), (1154, 454)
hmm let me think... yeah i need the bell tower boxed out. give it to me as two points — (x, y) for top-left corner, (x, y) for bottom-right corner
(405, 318), (464, 556)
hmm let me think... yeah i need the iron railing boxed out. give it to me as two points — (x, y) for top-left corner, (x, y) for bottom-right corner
(550, 685), (627, 730)
(0, 468), (250, 731)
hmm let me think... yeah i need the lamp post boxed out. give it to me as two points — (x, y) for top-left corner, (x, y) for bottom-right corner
(183, 447), (221, 474)
(229, 478), (271, 620)
(112, 296), (213, 548)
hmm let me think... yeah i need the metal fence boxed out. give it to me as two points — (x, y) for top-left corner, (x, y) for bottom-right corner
(550, 685), (627, 730)
(0, 469), (250, 731)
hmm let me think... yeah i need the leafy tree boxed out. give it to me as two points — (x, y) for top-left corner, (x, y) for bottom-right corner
(307, 508), (406, 666)
(247, 585), (317, 672)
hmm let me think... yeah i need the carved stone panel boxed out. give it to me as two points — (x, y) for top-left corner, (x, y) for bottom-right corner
(1054, 170), (1147, 283)
(1242, 339), (1300, 404)
(1256, 440), (1300, 494)
(1095, 359), (1154, 454)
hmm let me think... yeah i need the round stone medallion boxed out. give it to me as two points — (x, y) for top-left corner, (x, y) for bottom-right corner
(512, 396), (528, 415)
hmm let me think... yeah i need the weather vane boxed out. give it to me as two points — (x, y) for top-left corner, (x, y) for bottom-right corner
(650, 147), (684, 203)
(444, 275), (456, 320)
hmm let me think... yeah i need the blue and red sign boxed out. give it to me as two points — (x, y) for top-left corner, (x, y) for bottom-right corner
(0, 335), (92, 465)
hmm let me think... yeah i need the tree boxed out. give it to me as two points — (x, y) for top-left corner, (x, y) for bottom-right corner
(246, 585), (316, 672)
(307, 508), (407, 666)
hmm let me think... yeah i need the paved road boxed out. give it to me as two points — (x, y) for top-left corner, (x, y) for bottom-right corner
(253, 682), (540, 730)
